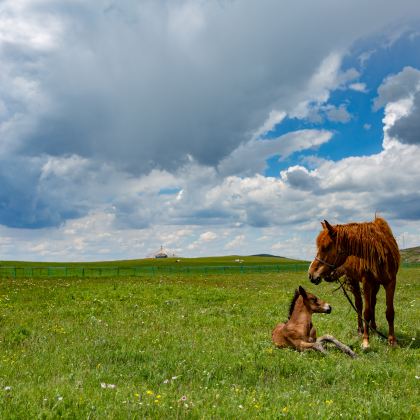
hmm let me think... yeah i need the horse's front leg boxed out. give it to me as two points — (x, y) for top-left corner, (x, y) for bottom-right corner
(317, 335), (357, 358)
(349, 277), (363, 334)
(384, 281), (397, 346)
(294, 339), (326, 354)
(370, 282), (380, 330)
(362, 279), (373, 349)
(309, 323), (317, 343)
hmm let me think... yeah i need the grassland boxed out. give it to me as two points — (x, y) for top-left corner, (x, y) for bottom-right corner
(0, 255), (302, 268)
(0, 268), (418, 419)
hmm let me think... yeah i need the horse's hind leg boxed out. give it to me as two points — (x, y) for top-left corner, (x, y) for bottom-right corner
(384, 281), (397, 346)
(272, 323), (286, 348)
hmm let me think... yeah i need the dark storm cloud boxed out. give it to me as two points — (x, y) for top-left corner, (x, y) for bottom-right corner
(388, 91), (420, 144)
(377, 193), (420, 220)
(2, 1), (420, 231)
(0, 158), (85, 228)
(6, 1), (420, 174)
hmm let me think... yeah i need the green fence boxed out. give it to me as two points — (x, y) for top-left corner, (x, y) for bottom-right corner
(0, 262), (418, 279)
(0, 263), (311, 278)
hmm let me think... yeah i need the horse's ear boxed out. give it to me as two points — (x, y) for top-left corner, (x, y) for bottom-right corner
(298, 286), (307, 298)
(324, 220), (336, 237)
(321, 221), (326, 229)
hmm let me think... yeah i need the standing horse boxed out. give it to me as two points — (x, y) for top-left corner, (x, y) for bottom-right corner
(308, 217), (400, 348)
(323, 256), (365, 334)
(272, 286), (356, 357)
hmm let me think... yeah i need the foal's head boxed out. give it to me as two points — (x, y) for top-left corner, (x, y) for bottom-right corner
(297, 286), (332, 314)
(308, 220), (347, 285)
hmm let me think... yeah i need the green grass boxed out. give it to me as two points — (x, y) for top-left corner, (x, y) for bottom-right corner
(0, 269), (418, 418)
(0, 255), (303, 268)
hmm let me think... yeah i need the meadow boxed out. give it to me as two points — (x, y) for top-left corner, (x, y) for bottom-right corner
(0, 266), (418, 419)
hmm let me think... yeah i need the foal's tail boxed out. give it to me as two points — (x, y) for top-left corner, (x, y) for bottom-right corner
(317, 335), (357, 358)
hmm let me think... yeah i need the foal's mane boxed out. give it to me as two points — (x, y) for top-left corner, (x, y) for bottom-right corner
(334, 217), (400, 278)
(288, 289), (300, 319)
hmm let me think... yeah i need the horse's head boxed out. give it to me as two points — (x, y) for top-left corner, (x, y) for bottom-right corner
(308, 220), (347, 285)
(298, 286), (332, 314)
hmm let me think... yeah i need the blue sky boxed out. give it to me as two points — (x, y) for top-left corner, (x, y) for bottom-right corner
(265, 32), (420, 175)
(1, 1), (420, 261)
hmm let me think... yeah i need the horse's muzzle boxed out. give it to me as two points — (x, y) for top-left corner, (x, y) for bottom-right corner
(308, 273), (322, 285)
(325, 305), (332, 314)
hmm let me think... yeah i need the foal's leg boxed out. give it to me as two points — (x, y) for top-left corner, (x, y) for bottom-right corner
(317, 335), (357, 358)
(362, 279), (373, 349)
(370, 282), (380, 330)
(309, 324), (317, 343)
(384, 280), (397, 346)
(294, 340), (326, 354)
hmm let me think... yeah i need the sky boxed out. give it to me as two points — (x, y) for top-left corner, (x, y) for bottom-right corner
(1, 0), (420, 261)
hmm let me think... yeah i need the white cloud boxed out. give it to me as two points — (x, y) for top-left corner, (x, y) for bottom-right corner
(0, 2), (420, 260)
(218, 129), (333, 176)
(349, 82), (368, 92)
(200, 231), (218, 242)
(225, 235), (246, 251)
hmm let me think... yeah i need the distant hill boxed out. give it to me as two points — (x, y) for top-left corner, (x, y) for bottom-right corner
(251, 253), (284, 258)
(400, 246), (420, 263)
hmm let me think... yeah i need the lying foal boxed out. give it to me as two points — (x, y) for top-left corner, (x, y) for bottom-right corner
(272, 286), (356, 358)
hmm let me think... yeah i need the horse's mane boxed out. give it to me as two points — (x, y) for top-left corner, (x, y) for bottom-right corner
(334, 217), (400, 278)
(288, 289), (300, 319)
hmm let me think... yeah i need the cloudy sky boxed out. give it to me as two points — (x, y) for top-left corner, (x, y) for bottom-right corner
(1, 0), (420, 261)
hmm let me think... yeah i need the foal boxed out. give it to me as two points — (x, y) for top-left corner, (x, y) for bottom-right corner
(272, 286), (356, 358)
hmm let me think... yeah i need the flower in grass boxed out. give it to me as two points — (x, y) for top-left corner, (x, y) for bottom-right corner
(163, 379), (169, 384)
(4, 386), (12, 391)
(238, 405), (243, 409)
(101, 383), (116, 389)
(415, 376), (420, 380)
(325, 400), (333, 405)
(179, 395), (187, 402)
(282, 406), (289, 413)
(146, 390), (154, 396)
(57, 396), (63, 401)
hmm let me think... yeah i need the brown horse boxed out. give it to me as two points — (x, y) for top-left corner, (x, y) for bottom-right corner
(308, 217), (400, 348)
(323, 257), (365, 334)
(272, 286), (356, 357)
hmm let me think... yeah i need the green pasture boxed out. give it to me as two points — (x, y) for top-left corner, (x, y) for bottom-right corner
(0, 255), (303, 268)
(0, 268), (418, 418)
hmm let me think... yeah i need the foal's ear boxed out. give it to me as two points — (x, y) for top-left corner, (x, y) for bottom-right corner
(324, 219), (336, 237)
(321, 221), (326, 229)
(298, 286), (307, 298)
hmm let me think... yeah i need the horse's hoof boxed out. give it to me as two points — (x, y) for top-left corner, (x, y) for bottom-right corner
(361, 339), (369, 349)
(388, 337), (397, 347)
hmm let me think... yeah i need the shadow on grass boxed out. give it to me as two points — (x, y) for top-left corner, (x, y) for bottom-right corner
(362, 328), (420, 349)
(396, 332), (420, 349)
